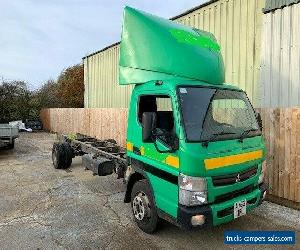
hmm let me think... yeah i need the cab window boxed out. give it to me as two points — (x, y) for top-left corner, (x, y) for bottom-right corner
(138, 95), (174, 134)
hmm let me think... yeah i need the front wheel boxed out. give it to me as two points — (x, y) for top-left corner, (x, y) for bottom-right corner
(131, 180), (158, 234)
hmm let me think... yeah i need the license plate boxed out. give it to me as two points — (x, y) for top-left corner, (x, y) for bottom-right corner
(234, 199), (247, 219)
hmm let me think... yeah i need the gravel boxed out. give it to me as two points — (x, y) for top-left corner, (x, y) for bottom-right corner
(0, 132), (299, 250)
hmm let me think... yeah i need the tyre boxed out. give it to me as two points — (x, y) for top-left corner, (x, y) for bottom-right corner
(52, 143), (72, 169)
(7, 139), (15, 149)
(131, 179), (158, 234)
(62, 142), (73, 167)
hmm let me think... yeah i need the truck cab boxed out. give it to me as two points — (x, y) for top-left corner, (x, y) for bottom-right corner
(120, 7), (267, 233)
(124, 79), (267, 232)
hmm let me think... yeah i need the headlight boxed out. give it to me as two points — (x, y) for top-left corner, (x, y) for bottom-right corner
(179, 174), (207, 206)
(258, 161), (266, 184)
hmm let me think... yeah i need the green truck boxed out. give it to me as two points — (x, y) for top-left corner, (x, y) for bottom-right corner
(52, 7), (267, 233)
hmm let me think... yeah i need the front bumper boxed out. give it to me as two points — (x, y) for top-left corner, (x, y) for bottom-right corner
(177, 182), (268, 229)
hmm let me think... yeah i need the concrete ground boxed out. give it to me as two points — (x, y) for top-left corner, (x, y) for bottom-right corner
(0, 132), (299, 250)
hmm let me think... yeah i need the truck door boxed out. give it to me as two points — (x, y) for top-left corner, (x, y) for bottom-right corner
(134, 94), (179, 218)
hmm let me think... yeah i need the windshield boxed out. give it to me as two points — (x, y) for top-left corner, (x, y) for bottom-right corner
(178, 87), (260, 142)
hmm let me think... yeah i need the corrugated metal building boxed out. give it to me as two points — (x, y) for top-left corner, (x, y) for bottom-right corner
(260, 0), (300, 204)
(83, 43), (133, 108)
(261, 0), (300, 107)
(83, 0), (265, 108)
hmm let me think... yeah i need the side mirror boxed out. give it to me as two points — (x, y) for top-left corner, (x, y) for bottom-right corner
(256, 112), (263, 130)
(142, 112), (157, 142)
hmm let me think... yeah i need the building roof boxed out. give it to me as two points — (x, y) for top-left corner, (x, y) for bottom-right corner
(263, 0), (300, 13)
(170, 0), (218, 20)
(82, 42), (120, 60)
(83, 0), (218, 59)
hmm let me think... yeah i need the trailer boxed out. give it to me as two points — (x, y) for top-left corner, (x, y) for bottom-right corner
(0, 124), (19, 149)
(53, 134), (128, 179)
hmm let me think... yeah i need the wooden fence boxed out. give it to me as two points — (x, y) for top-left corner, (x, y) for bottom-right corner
(40, 108), (128, 146)
(40, 108), (300, 203)
(261, 108), (300, 204)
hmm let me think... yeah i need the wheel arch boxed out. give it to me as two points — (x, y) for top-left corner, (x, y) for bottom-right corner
(124, 160), (155, 204)
(124, 171), (145, 203)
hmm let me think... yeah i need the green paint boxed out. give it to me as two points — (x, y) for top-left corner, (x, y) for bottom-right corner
(147, 172), (178, 218)
(169, 28), (220, 53)
(211, 188), (261, 226)
(125, 79), (265, 222)
(119, 6), (225, 85)
(120, 7), (266, 228)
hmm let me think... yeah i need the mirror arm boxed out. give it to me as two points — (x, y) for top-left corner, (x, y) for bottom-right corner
(154, 133), (179, 153)
(154, 140), (174, 153)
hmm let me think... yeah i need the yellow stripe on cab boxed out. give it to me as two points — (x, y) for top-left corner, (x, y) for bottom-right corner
(126, 142), (133, 152)
(204, 150), (263, 170)
(165, 155), (180, 169)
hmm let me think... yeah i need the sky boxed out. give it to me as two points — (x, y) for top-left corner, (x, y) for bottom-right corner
(0, 0), (206, 89)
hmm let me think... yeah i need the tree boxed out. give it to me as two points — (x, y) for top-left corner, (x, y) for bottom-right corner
(57, 64), (84, 108)
(0, 63), (84, 123)
(0, 80), (33, 123)
(34, 79), (60, 108)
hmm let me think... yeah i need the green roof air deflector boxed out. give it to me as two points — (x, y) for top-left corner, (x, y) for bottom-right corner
(119, 6), (225, 85)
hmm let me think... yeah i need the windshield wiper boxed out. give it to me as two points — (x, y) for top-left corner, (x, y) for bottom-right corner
(202, 131), (236, 147)
(238, 128), (258, 142)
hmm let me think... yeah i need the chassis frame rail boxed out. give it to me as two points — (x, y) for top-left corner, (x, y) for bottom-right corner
(59, 134), (128, 177)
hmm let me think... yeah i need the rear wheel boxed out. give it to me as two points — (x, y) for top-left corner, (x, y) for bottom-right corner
(63, 142), (73, 167)
(131, 179), (158, 234)
(52, 143), (73, 169)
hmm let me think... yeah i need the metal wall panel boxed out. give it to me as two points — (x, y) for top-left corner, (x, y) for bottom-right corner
(175, 0), (265, 106)
(84, 0), (265, 108)
(84, 45), (133, 108)
(263, 0), (300, 13)
(260, 3), (300, 107)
